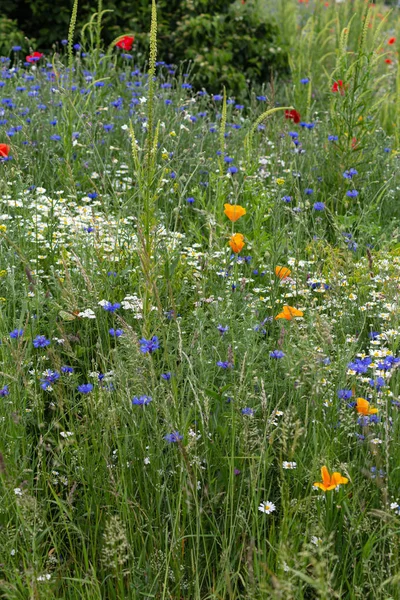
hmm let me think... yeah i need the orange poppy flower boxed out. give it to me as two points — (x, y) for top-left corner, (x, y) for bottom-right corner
(224, 204), (246, 222)
(275, 266), (291, 279)
(229, 233), (245, 253)
(0, 144), (10, 158)
(275, 305), (303, 320)
(314, 466), (349, 491)
(356, 397), (378, 415)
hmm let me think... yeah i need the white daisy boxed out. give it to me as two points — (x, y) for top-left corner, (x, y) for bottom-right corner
(258, 501), (276, 514)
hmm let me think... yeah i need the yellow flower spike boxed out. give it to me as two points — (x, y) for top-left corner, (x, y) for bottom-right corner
(356, 397), (378, 415)
(314, 466), (349, 492)
(224, 204), (246, 222)
(229, 233), (245, 254)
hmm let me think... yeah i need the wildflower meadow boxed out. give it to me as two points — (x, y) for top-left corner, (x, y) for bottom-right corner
(0, 0), (400, 597)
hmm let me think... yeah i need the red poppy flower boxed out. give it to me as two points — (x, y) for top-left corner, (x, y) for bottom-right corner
(351, 137), (359, 150)
(0, 144), (10, 157)
(26, 51), (44, 63)
(388, 37), (396, 45)
(285, 109), (301, 124)
(332, 80), (344, 93)
(385, 58), (392, 64)
(115, 35), (135, 51)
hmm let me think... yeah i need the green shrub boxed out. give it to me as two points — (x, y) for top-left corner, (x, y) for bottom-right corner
(0, 17), (27, 56)
(1, 0), (287, 95)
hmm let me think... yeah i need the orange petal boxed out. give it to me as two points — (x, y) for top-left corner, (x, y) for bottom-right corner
(331, 472), (349, 486)
(313, 482), (329, 491)
(224, 204), (246, 222)
(275, 266), (291, 279)
(321, 466), (331, 486)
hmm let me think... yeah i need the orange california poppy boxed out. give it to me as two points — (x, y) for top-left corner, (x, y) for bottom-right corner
(275, 266), (291, 279)
(229, 233), (245, 253)
(314, 466), (349, 491)
(0, 144), (10, 158)
(356, 397), (378, 415)
(275, 305), (303, 320)
(224, 204), (246, 222)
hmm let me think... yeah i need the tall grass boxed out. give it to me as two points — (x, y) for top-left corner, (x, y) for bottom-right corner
(0, 0), (399, 598)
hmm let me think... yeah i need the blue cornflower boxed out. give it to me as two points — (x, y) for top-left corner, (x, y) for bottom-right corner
(132, 395), (152, 405)
(300, 78), (310, 84)
(256, 95), (267, 101)
(164, 431), (183, 443)
(346, 190), (359, 198)
(12, 46), (22, 51)
(0, 385), (9, 397)
(347, 357), (371, 374)
(102, 301), (121, 312)
(368, 331), (380, 340)
(241, 407), (254, 416)
(61, 366), (74, 374)
(328, 135), (338, 141)
(343, 168), (358, 179)
(50, 134), (61, 141)
(313, 202), (325, 211)
(186, 197), (195, 204)
(213, 94), (223, 101)
(337, 389), (353, 400)
(109, 328), (124, 337)
(139, 336), (160, 354)
(369, 377), (385, 390)
(304, 188), (314, 195)
(217, 325), (229, 335)
(87, 192), (98, 199)
(282, 195), (292, 203)
(227, 166), (238, 175)
(9, 329), (24, 339)
(161, 372), (171, 381)
(224, 156), (234, 163)
(217, 361), (233, 369)
(270, 350), (285, 359)
(77, 383), (93, 394)
(103, 124), (114, 132)
(289, 131), (299, 138)
(33, 335), (50, 348)
(73, 43), (81, 50)
(61, 39), (68, 45)
(40, 369), (60, 390)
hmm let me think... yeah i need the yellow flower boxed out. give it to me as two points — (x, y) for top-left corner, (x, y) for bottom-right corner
(169, 131), (176, 137)
(275, 178), (285, 185)
(314, 466), (349, 492)
(0, 225), (7, 233)
(0, 270), (7, 278)
(229, 233), (245, 254)
(224, 204), (246, 222)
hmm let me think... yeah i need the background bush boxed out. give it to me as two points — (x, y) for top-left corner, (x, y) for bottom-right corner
(2, 0), (288, 95)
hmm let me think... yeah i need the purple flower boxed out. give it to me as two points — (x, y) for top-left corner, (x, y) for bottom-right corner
(9, 329), (24, 339)
(164, 431), (183, 443)
(0, 385), (9, 397)
(77, 383), (93, 394)
(132, 395), (152, 405)
(140, 336), (160, 354)
(161, 372), (171, 381)
(217, 361), (233, 369)
(33, 335), (50, 348)
(270, 350), (285, 359)
(186, 197), (195, 204)
(305, 188), (314, 195)
(227, 166), (238, 175)
(217, 325), (229, 335)
(346, 190), (359, 198)
(40, 370), (60, 390)
(313, 202), (325, 211)
(61, 366), (74, 374)
(242, 407), (254, 416)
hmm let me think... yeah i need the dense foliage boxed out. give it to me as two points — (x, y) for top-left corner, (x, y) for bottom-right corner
(0, 0), (400, 598)
(1, 0), (287, 95)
